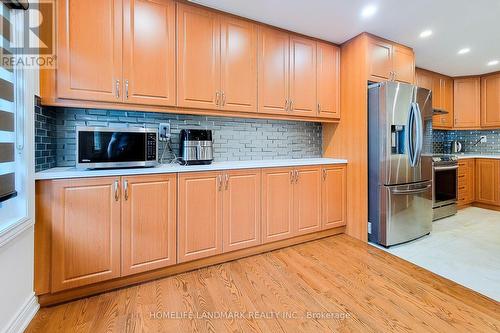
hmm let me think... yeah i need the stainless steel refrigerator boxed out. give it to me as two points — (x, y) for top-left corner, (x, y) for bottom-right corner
(368, 81), (433, 247)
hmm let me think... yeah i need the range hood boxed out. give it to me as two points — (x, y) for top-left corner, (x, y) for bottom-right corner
(433, 108), (448, 115)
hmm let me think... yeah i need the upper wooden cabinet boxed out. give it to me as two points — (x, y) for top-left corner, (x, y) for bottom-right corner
(121, 174), (177, 276)
(122, 0), (176, 106)
(289, 36), (317, 116)
(317, 42), (340, 118)
(481, 72), (500, 128)
(177, 4), (221, 110)
(415, 68), (433, 91)
(56, 0), (123, 102)
(177, 4), (258, 112)
(51, 177), (121, 292)
(367, 35), (415, 84)
(258, 27), (290, 115)
(453, 77), (480, 128)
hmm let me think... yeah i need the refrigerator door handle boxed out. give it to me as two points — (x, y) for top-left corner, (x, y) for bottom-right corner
(413, 102), (423, 165)
(406, 103), (416, 167)
(390, 184), (431, 195)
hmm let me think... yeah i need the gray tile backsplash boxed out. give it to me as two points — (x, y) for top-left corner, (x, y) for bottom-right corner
(34, 101), (57, 172)
(35, 107), (323, 171)
(433, 129), (500, 154)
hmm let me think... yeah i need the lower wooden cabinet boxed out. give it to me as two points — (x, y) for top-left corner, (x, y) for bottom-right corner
(475, 159), (500, 206)
(321, 165), (347, 229)
(121, 174), (177, 276)
(294, 166), (322, 235)
(457, 159), (475, 207)
(51, 177), (121, 292)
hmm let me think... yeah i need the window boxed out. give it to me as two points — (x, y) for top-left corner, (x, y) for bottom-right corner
(0, 2), (32, 235)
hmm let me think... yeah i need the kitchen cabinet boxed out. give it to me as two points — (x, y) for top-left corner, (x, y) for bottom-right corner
(481, 72), (500, 128)
(475, 159), (500, 206)
(294, 166), (322, 235)
(222, 169), (261, 252)
(258, 27), (290, 115)
(177, 4), (258, 112)
(454, 77), (480, 128)
(56, 0), (123, 102)
(432, 75), (454, 129)
(367, 36), (415, 83)
(177, 4), (221, 110)
(415, 68), (433, 91)
(321, 165), (347, 229)
(122, 0), (176, 106)
(51, 177), (121, 292)
(261, 167), (295, 243)
(178, 171), (223, 262)
(121, 174), (177, 276)
(458, 159), (475, 207)
(316, 42), (340, 119)
(289, 36), (317, 116)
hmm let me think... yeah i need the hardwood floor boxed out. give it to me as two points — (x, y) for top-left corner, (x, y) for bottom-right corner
(26, 235), (500, 332)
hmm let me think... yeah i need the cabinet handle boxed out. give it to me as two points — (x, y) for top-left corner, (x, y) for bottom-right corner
(294, 170), (299, 183)
(115, 80), (120, 99)
(290, 170), (294, 183)
(285, 99), (289, 112)
(218, 174), (222, 191)
(216, 91), (220, 106)
(114, 180), (120, 201)
(125, 80), (129, 100)
(124, 180), (129, 200)
(290, 100), (294, 111)
(322, 169), (327, 180)
(317, 103), (321, 114)
(224, 174), (229, 190)
(221, 91), (226, 106)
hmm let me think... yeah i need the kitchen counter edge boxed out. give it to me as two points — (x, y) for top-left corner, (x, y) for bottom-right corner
(35, 158), (348, 180)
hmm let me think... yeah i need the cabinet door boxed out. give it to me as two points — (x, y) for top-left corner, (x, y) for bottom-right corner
(294, 166), (322, 235)
(481, 73), (500, 127)
(220, 16), (258, 113)
(434, 76), (454, 129)
(121, 174), (177, 276)
(178, 172), (223, 262)
(454, 77), (480, 128)
(289, 36), (317, 116)
(51, 177), (121, 292)
(475, 159), (500, 205)
(258, 27), (289, 114)
(222, 169), (261, 252)
(177, 4), (220, 110)
(321, 165), (346, 229)
(57, 0), (122, 102)
(122, 0), (175, 106)
(415, 68), (433, 91)
(316, 42), (340, 119)
(393, 45), (415, 84)
(442, 78), (454, 127)
(367, 38), (392, 81)
(262, 168), (295, 243)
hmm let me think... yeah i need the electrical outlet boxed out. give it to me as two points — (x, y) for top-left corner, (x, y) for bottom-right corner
(480, 135), (487, 143)
(159, 123), (170, 142)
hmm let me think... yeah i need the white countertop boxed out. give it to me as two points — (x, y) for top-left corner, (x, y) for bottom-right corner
(35, 158), (348, 180)
(456, 154), (500, 160)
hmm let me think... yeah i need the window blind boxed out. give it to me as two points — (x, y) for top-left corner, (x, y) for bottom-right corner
(0, 1), (16, 203)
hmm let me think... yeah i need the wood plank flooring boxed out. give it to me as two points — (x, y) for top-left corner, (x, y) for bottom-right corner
(26, 235), (500, 332)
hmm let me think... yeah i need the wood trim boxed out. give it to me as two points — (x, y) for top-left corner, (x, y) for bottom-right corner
(38, 226), (345, 307)
(472, 202), (500, 211)
(34, 180), (52, 295)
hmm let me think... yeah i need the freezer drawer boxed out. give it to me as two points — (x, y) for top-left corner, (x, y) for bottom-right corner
(379, 181), (433, 246)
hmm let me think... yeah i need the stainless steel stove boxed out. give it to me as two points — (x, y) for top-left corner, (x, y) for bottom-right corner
(432, 155), (458, 220)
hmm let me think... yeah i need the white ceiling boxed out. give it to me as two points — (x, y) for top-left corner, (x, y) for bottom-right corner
(190, 0), (500, 77)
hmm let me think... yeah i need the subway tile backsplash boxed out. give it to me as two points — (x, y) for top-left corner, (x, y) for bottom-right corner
(433, 129), (500, 154)
(35, 107), (323, 171)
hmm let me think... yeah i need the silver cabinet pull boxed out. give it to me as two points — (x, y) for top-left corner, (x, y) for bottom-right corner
(224, 174), (229, 190)
(290, 100), (294, 111)
(317, 103), (321, 114)
(114, 180), (120, 201)
(124, 180), (129, 200)
(216, 91), (220, 106)
(218, 174), (222, 191)
(290, 170), (294, 183)
(221, 91), (226, 106)
(285, 99), (289, 112)
(294, 170), (299, 183)
(125, 80), (129, 99)
(115, 79), (120, 99)
(322, 169), (327, 180)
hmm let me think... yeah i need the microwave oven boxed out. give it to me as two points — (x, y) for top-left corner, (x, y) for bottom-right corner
(76, 127), (158, 169)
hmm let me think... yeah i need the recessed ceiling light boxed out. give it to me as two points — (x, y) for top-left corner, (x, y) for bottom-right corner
(361, 5), (377, 18)
(419, 30), (433, 38)
(487, 60), (499, 66)
(457, 48), (470, 55)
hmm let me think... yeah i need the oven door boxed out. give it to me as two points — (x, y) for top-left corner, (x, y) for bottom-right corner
(433, 165), (458, 207)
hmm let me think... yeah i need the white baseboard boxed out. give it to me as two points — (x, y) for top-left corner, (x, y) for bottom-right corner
(4, 293), (39, 333)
